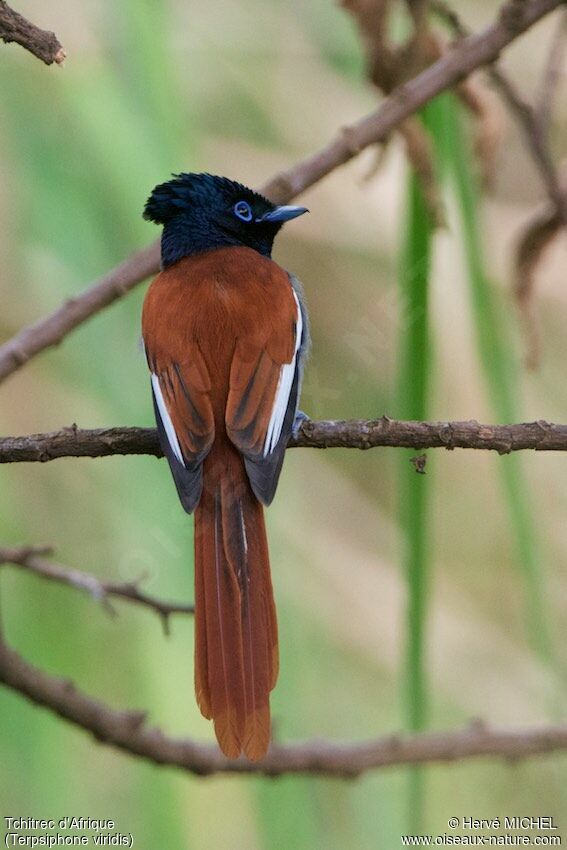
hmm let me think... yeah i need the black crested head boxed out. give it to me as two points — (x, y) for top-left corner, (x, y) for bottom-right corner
(144, 173), (307, 268)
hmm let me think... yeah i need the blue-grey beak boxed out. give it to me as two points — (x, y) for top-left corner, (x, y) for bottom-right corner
(259, 205), (309, 223)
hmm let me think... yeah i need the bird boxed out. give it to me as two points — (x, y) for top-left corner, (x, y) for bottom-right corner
(141, 173), (309, 760)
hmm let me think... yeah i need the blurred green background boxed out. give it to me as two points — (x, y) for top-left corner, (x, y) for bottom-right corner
(1, 1), (567, 847)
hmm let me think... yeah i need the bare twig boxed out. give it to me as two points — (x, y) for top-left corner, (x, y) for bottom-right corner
(4, 418), (567, 463)
(537, 7), (567, 135)
(0, 243), (159, 385)
(433, 0), (567, 368)
(0, 546), (194, 634)
(488, 68), (567, 223)
(481, 29), (567, 362)
(399, 117), (445, 225)
(0, 0), (65, 65)
(456, 76), (504, 188)
(0, 641), (565, 776)
(515, 204), (563, 368)
(433, 0), (567, 223)
(0, 0), (561, 385)
(430, 0), (467, 38)
(341, 0), (445, 224)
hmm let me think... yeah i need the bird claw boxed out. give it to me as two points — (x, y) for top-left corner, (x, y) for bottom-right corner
(292, 410), (310, 439)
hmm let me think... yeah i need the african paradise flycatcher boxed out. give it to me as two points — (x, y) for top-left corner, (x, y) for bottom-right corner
(141, 173), (309, 759)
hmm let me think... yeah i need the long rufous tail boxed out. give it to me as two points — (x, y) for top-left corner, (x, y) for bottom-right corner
(194, 443), (278, 760)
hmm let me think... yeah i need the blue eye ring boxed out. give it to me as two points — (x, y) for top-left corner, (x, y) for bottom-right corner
(233, 200), (253, 222)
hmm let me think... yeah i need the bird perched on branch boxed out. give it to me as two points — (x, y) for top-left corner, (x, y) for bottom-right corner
(141, 173), (309, 760)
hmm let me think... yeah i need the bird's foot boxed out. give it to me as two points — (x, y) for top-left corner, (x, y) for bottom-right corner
(292, 410), (311, 440)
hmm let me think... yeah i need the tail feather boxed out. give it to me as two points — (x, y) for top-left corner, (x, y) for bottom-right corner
(194, 450), (278, 760)
(194, 524), (211, 719)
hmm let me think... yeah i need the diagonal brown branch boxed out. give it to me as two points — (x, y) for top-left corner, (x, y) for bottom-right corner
(0, 243), (159, 385)
(2, 418), (567, 464)
(0, 546), (194, 633)
(0, 0), (561, 385)
(0, 641), (566, 776)
(0, 0), (65, 65)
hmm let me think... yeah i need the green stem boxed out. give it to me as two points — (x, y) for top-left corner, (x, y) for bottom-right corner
(440, 95), (553, 668)
(398, 151), (434, 829)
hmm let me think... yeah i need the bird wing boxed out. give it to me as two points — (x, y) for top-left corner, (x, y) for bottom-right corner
(143, 252), (307, 511)
(226, 285), (305, 506)
(146, 344), (215, 513)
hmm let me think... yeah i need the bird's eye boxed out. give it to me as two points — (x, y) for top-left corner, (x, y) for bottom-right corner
(233, 200), (253, 222)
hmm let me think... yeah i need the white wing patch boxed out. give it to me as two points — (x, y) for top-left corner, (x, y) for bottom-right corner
(151, 373), (185, 467)
(238, 503), (249, 557)
(263, 291), (302, 457)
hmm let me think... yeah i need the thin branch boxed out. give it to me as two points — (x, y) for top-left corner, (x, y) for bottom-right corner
(488, 68), (567, 223)
(0, 642), (566, 776)
(0, 0), (561, 384)
(3, 418), (567, 463)
(433, 0), (567, 223)
(0, 243), (159, 385)
(0, 546), (194, 634)
(341, 0), (445, 225)
(0, 0), (65, 65)
(433, 1), (567, 368)
(537, 7), (567, 135)
(514, 203), (563, 369)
